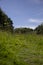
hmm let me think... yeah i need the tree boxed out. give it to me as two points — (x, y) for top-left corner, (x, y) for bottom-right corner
(0, 8), (14, 32)
(35, 23), (43, 34)
(14, 28), (33, 34)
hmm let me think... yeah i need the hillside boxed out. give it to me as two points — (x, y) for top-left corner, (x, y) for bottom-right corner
(0, 31), (43, 65)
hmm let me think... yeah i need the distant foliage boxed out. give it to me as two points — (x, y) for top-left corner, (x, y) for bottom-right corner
(35, 23), (43, 34)
(14, 28), (33, 34)
(0, 8), (14, 32)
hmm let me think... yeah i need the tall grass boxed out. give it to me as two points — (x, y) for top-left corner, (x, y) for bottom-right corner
(0, 31), (43, 65)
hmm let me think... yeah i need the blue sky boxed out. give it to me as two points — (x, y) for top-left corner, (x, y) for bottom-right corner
(0, 0), (43, 29)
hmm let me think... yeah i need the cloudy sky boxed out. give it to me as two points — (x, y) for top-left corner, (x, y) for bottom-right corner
(0, 0), (43, 29)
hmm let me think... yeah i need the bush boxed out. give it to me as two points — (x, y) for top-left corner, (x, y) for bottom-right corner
(35, 23), (43, 34)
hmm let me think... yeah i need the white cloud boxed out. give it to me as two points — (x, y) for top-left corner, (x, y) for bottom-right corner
(28, 18), (43, 23)
(15, 25), (36, 29)
(28, 18), (43, 29)
(15, 18), (43, 29)
(29, 26), (36, 29)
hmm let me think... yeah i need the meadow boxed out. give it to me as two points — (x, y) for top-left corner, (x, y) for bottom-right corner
(0, 31), (43, 65)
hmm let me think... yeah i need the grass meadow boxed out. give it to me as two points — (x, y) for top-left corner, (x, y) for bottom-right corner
(0, 31), (43, 65)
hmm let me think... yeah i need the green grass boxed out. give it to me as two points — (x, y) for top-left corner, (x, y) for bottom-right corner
(0, 31), (43, 65)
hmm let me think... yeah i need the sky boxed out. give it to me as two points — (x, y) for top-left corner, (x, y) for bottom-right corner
(0, 0), (43, 29)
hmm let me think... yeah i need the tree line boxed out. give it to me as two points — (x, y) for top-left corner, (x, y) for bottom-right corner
(14, 28), (33, 34)
(0, 8), (43, 34)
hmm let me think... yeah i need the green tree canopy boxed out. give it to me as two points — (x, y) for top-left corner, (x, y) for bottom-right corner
(0, 8), (14, 32)
(35, 23), (43, 34)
